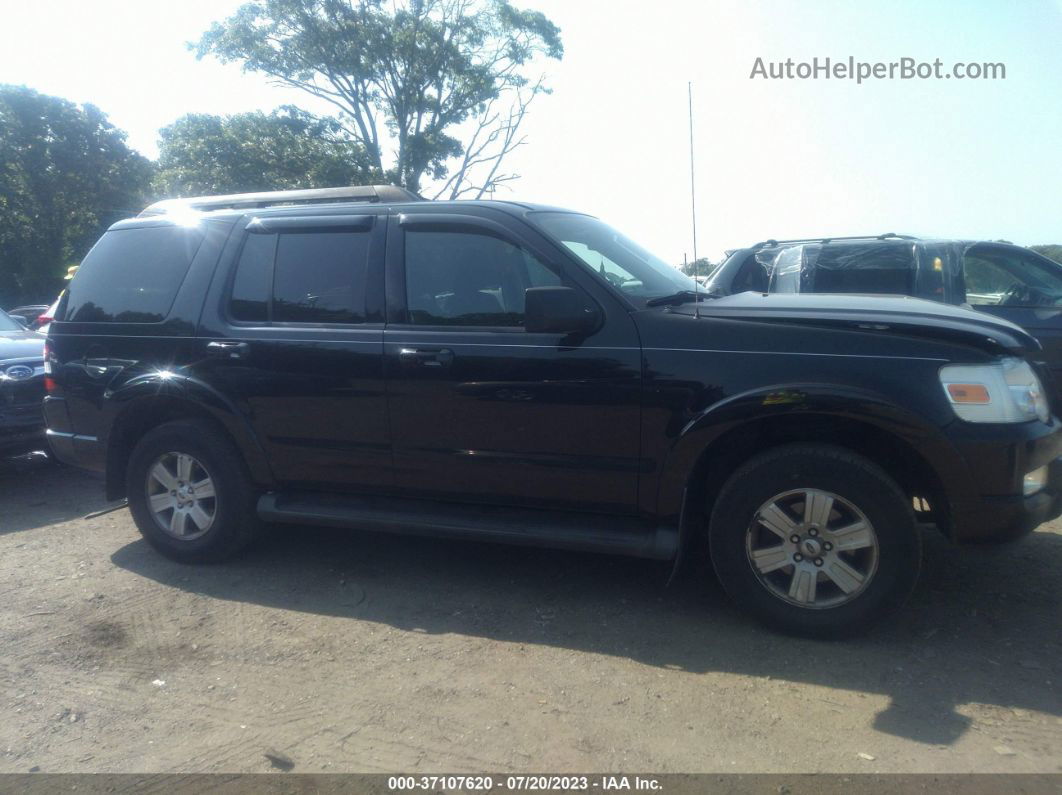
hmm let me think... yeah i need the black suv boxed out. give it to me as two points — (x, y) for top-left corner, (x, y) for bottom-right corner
(709, 235), (1062, 394)
(44, 186), (1062, 636)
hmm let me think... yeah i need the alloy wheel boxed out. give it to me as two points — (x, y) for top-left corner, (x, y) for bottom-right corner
(745, 488), (880, 609)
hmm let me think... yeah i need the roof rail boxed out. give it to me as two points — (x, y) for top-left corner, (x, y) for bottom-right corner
(750, 233), (919, 250)
(138, 184), (423, 217)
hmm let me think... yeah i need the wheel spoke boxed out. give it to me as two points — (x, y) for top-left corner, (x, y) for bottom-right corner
(751, 545), (791, 574)
(758, 503), (798, 540)
(787, 568), (817, 604)
(149, 492), (175, 514)
(169, 508), (189, 537)
(191, 478), (215, 500)
(803, 490), (834, 528)
(188, 504), (212, 530)
(176, 454), (194, 483)
(150, 461), (178, 491)
(827, 520), (874, 551)
(823, 558), (866, 593)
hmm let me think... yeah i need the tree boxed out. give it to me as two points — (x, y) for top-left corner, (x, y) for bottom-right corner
(0, 85), (153, 306)
(1031, 245), (1062, 266)
(155, 107), (380, 196)
(680, 257), (716, 278)
(194, 0), (562, 198)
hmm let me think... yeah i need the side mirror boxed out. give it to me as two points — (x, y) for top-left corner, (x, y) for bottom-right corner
(524, 287), (600, 335)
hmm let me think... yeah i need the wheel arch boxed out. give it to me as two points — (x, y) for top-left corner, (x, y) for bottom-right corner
(103, 375), (274, 501)
(660, 386), (968, 571)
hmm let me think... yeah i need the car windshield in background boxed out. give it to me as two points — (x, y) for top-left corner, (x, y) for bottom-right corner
(531, 212), (696, 303)
(0, 310), (25, 331)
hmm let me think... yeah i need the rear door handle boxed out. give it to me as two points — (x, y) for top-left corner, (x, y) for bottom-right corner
(207, 340), (249, 359)
(398, 347), (454, 368)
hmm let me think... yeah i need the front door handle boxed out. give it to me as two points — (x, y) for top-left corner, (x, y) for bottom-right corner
(207, 340), (250, 359)
(398, 347), (454, 368)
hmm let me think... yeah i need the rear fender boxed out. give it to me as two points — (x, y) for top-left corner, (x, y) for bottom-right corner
(103, 371), (274, 494)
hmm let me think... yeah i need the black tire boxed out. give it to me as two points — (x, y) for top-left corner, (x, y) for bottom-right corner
(126, 419), (259, 563)
(708, 444), (921, 638)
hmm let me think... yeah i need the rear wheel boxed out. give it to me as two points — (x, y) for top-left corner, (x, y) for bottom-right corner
(126, 419), (259, 563)
(708, 444), (921, 637)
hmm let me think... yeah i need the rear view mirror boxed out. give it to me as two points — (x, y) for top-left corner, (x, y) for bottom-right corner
(524, 287), (600, 335)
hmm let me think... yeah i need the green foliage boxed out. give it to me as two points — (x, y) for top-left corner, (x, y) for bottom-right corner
(194, 0), (562, 196)
(1031, 245), (1062, 266)
(154, 107), (380, 196)
(680, 257), (715, 278)
(0, 85), (153, 306)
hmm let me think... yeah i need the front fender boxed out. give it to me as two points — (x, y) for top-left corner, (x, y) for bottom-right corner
(103, 370), (275, 488)
(654, 382), (972, 519)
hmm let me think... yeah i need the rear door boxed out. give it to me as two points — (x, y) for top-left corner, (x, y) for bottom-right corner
(196, 212), (391, 493)
(382, 210), (643, 514)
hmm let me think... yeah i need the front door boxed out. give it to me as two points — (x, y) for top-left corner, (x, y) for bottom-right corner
(383, 211), (643, 514)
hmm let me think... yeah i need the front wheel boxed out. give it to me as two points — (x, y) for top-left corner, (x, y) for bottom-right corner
(708, 444), (921, 638)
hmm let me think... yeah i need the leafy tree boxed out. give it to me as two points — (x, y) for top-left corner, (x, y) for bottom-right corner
(680, 257), (715, 278)
(155, 107), (381, 196)
(1031, 245), (1062, 266)
(194, 0), (562, 198)
(0, 85), (153, 306)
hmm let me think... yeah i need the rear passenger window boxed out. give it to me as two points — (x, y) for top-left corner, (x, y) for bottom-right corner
(227, 229), (370, 325)
(64, 225), (204, 323)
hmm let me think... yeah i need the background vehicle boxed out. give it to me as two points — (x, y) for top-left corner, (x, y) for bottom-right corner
(0, 309), (47, 457)
(708, 236), (1062, 394)
(43, 187), (1062, 637)
(5, 305), (50, 330)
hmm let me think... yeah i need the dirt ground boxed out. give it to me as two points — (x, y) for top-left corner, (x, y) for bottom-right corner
(0, 454), (1059, 774)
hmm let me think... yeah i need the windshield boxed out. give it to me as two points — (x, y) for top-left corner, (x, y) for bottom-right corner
(0, 310), (25, 331)
(531, 212), (696, 303)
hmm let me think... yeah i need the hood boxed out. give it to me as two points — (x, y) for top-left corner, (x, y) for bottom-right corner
(0, 330), (46, 362)
(679, 292), (1039, 356)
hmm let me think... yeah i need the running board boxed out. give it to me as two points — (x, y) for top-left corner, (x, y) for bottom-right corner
(258, 492), (678, 560)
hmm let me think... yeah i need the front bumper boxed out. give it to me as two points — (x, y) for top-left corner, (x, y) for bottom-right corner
(947, 417), (1062, 542)
(0, 378), (47, 456)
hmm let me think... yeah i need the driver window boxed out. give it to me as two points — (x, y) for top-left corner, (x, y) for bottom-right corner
(404, 229), (561, 326)
(963, 251), (1062, 307)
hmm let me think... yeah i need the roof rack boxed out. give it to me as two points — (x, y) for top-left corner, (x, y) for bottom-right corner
(138, 184), (423, 217)
(750, 233), (919, 250)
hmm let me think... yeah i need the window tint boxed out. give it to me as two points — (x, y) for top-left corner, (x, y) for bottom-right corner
(964, 250), (1062, 307)
(229, 233), (275, 323)
(64, 225), (203, 322)
(404, 230), (561, 326)
(227, 230), (370, 324)
(273, 232), (369, 323)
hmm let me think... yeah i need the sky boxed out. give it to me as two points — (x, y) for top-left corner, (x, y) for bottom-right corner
(2, 0), (1061, 263)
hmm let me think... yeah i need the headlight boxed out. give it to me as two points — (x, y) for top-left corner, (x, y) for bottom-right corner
(940, 358), (1050, 424)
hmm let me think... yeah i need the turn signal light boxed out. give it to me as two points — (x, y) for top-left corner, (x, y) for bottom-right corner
(946, 383), (991, 404)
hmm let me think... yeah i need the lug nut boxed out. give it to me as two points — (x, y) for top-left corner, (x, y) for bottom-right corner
(790, 534), (800, 544)
(823, 542), (833, 551)
(808, 527), (819, 537)
(793, 553), (803, 562)
(814, 558), (823, 567)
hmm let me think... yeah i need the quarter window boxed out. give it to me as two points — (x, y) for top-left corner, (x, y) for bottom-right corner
(64, 225), (203, 323)
(404, 229), (561, 326)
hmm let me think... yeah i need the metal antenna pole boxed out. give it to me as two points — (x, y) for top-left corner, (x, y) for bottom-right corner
(688, 82), (700, 319)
